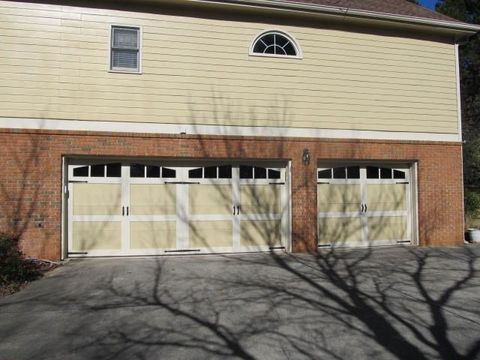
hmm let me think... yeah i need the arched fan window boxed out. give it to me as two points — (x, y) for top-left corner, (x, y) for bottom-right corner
(250, 30), (301, 58)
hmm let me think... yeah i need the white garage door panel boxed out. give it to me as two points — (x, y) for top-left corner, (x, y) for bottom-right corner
(130, 184), (176, 215)
(67, 162), (289, 256)
(72, 221), (122, 251)
(240, 219), (282, 247)
(318, 217), (364, 245)
(317, 184), (361, 213)
(189, 220), (233, 249)
(187, 183), (234, 250)
(367, 184), (407, 212)
(368, 216), (408, 242)
(240, 185), (282, 215)
(189, 184), (233, 215)
(238, 182), (284, 250)
(130, 221), (177, 249)
(70, 181), (125, 254)
(73, 184), (122, 216)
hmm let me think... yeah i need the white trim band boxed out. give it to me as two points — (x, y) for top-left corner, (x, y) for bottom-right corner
(0, 117), (460, 142)
(455, 44), (463, 142)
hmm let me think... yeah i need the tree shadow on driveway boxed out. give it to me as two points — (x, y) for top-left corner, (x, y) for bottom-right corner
(76, 246), (480, 360)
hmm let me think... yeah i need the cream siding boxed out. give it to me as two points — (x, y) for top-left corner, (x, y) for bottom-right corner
(0, 1), (459, 134)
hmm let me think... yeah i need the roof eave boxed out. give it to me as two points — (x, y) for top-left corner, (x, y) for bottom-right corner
(196, 0), (480, 34)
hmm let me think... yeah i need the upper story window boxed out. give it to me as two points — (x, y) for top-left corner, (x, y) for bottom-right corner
(250, 30), (301, 58)
(110, 26), (141, 73)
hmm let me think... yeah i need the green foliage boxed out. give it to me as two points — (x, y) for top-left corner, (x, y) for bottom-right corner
(437, 1), (480, 193)
(436, 0), (479, 23)
(465, 190), (480, 222)
(0, 235), (40, 286)
(463, 138), (480, 188)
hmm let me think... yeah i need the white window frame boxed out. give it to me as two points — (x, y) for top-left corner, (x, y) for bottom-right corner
(249, 29), (303, 59)
(109, 25), (142, 74)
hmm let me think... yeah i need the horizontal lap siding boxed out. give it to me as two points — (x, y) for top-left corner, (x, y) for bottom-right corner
(0, 1), (459, 134)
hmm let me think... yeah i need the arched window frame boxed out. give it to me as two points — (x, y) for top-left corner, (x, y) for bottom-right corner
(249, 30), (303, 59)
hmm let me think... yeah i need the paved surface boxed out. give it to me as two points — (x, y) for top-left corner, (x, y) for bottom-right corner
(1, 246), (480, 360)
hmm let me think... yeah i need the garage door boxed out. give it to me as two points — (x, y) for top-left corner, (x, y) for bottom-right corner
(317, 164), (414, 247)
(67, 161), (289, 256)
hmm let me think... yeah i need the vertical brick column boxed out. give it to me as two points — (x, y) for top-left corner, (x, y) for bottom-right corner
(416, 145), (465, 246)
(291, 153), (318, 253)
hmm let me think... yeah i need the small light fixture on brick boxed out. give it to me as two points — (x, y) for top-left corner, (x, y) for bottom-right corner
(302, 148), (310, 165)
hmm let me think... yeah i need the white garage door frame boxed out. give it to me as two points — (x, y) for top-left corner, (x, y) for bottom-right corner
(317, 161), (419, 248)
(64, 158), (291, 257)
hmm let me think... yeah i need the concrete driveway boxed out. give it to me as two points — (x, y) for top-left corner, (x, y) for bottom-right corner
(1, 246), (480, 360)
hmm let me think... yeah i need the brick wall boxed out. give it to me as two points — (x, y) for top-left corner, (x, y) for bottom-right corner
(0, 129), (464, 260)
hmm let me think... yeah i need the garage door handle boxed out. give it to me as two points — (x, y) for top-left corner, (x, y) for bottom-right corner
(233, 205), (236, 215)
(360, 204), (364, 213)
(122, 206), (125, 216)
(365, 204), (368, 213)
(237, 205), (241, 215)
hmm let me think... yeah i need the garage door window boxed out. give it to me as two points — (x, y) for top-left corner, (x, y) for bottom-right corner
(73, 166), (88, 177)
(72, 163), (121, 178)
(107, 164), (121, 177)
(240, 166), (282, 180)
(130, 164), (177, 178)
(367, 166), (406, 179)
(189, 165), (233, 179)
(162, 167), (177, 178)
(318, 166), (360, 180)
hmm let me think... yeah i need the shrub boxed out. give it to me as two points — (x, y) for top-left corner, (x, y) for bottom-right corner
(465, 190), (480, 226)
(0, 235), (41, 286)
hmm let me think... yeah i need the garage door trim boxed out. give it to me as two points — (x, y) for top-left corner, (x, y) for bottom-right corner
(317, 161), (418, 248)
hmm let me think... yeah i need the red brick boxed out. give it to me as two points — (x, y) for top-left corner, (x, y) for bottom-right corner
(0, 129), (464, 260)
